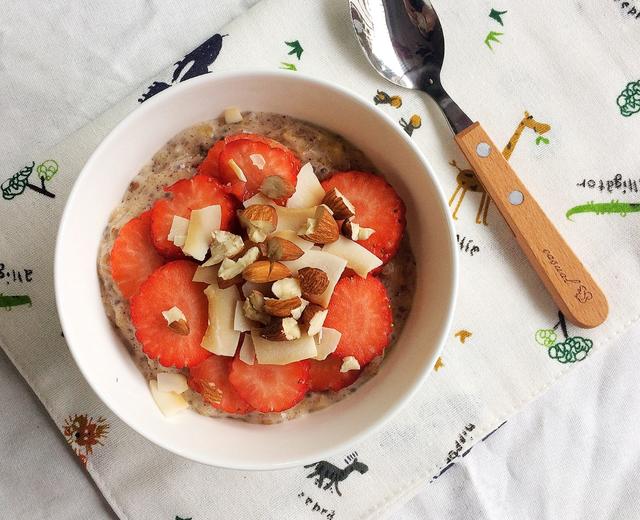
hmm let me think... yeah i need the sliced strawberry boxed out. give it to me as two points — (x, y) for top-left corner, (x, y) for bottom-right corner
(110, 210), (165, 300)
(188, 355), (253, 414)
(321, 171), (406, 264)
(324, 276), (392, 366)
(198, 133), (300, 180)
(150, 175), (238, 258)
(197, 139), (226, 177)
(228, 358), (310, 413)
(309, 354), (361, 392)
(218, 139), (300, 202)
(233, 132), (300, 156)
(130, 260), (211, 368)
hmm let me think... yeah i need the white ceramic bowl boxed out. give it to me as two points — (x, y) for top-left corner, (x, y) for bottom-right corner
(55, 70), (458, 470)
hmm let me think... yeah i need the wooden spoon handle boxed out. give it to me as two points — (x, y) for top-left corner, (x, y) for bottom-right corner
(455, 122), (608, 328)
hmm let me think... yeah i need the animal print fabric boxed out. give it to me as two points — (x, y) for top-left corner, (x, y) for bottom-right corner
(1, 0), (639, 518)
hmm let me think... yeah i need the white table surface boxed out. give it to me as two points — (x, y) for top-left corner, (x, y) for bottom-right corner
(2, 1), (639, 518)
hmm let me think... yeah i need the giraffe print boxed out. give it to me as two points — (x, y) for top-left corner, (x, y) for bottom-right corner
(502, 111), (551, 160)
(448, 111), (551, 224)
(448, 159), (489, 224)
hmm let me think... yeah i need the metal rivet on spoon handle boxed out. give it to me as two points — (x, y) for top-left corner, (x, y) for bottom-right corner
(350, 0), (608, 328)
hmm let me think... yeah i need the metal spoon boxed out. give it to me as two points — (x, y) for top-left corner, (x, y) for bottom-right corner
(350, 0), (608, 328)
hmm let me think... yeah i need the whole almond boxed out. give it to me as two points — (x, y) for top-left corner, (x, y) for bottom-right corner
(298, 267), (329, 297)
(243, 260), (291, 283)
(260, 175), (295, 200)
(264, 296), (303, 317)
(264, 236), (304, 261)
(242, 261), (270, 283)
(168, 319), (190, 336)
(300, 205), (339, 244)
(239, 205), (277, 228)
(322, 187), (355, 220)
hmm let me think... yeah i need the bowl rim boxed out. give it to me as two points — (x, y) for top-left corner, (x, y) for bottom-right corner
(54, 69), (459, 469)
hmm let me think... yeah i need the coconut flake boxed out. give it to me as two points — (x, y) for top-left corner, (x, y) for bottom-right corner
(234, 301), (253, 332)
(161, 306), (186, 326)
(157, 373), (189, 394)
(252, 330), (317, 365)
(238, 334), (256, 365)
(228, 159), (247, 182)
(340, 356), (360, 372)
(250, 153), (266, 170)
(224, 106), (243, 124)
(149, 380), (189, 416)
(182, 205), (222, 261)
(315, 327), (341, 361)
(167, 215), (189, 247)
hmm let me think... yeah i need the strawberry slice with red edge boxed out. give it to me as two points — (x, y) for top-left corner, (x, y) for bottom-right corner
(188, 355), (253, 414)
(217, 139), (300, 202)
(228, 358), (310, 413)
(324, 276), (393, 366)
(150, 175), (238, 258)
(130, 260), (211, 368)
(110, 210), (165, 300)
(309, 354), (361, 392)
(198, 132), (300, 180)
(197, 139), (226, 178)
(321, 171), (406, 264)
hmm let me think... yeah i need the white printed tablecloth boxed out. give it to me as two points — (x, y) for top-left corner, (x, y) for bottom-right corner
(1, 0), (639, 518)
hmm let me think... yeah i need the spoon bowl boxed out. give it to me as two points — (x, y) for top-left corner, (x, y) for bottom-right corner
(350, 0), (608, 328)
(350, 0), (471, 133)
